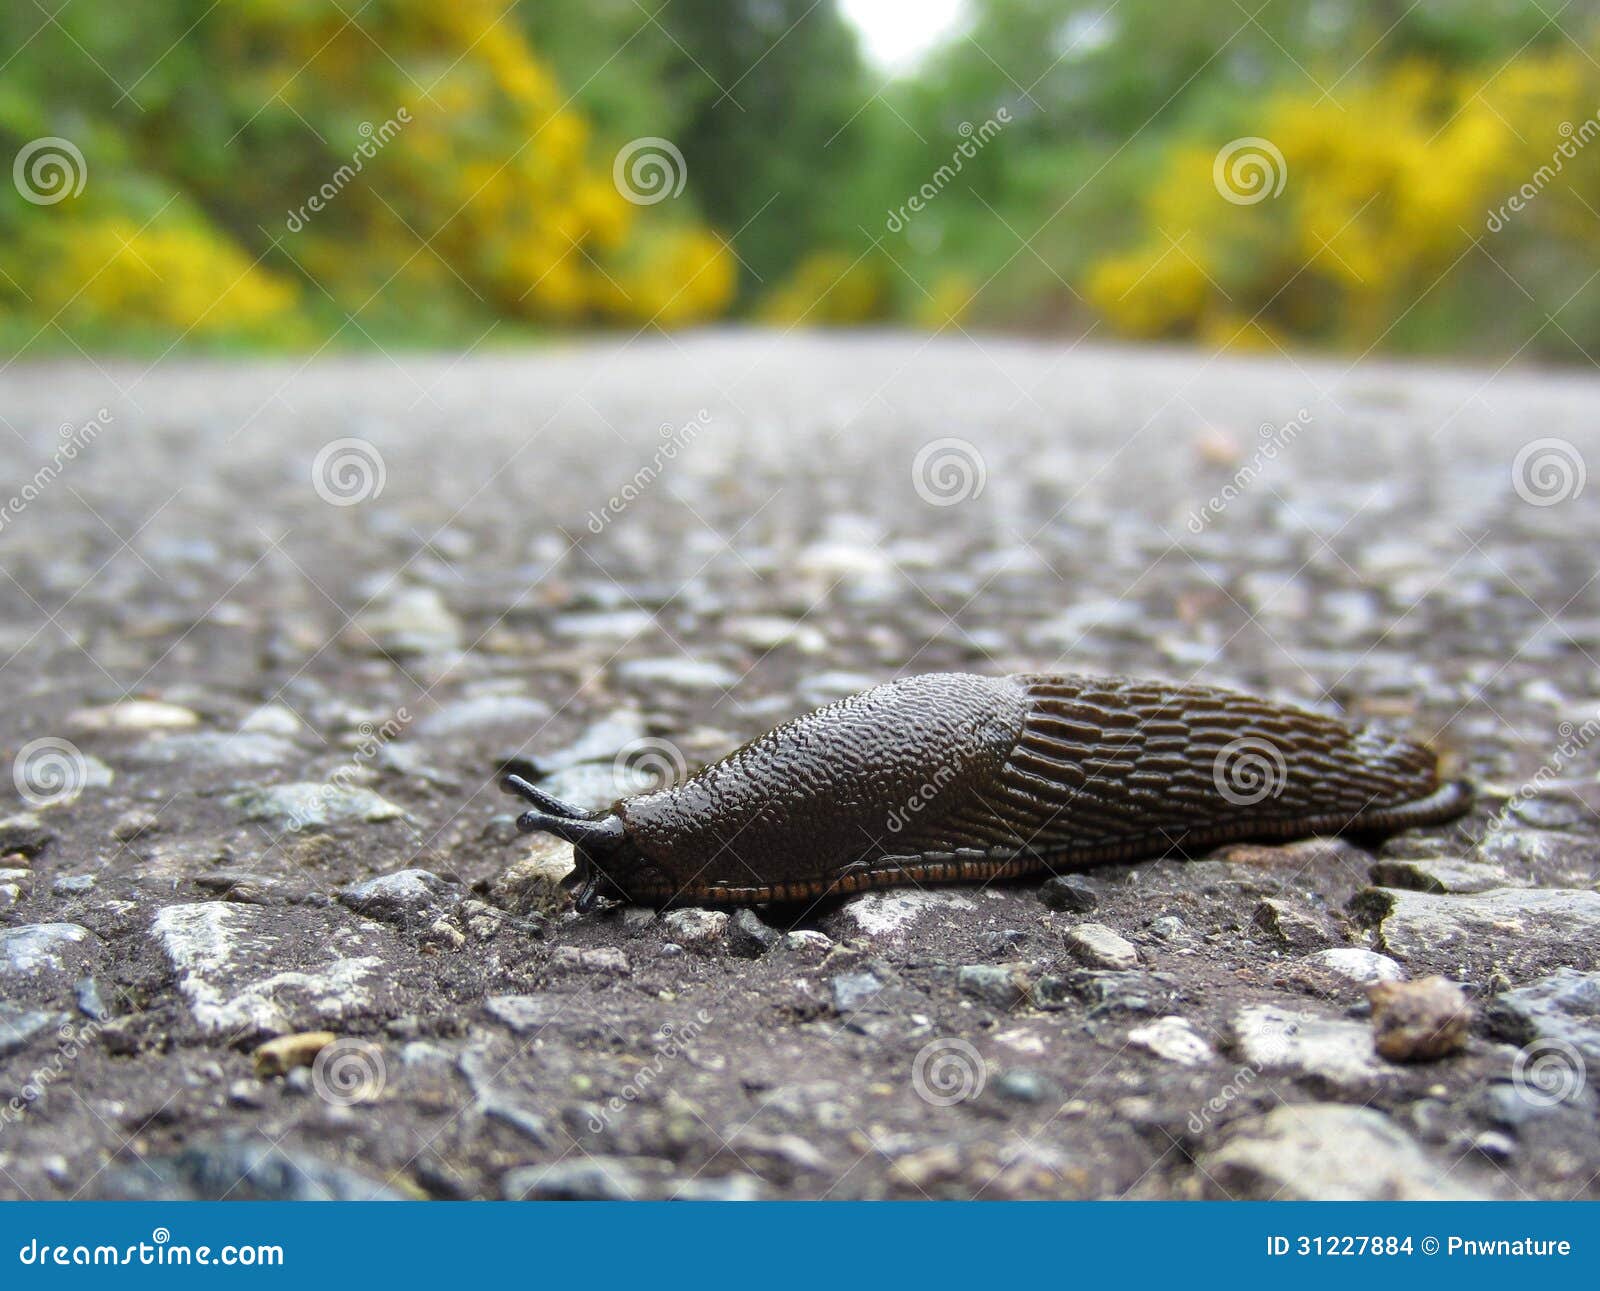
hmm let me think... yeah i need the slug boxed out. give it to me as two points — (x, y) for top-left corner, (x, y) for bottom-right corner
(501, 672), (1470, 911)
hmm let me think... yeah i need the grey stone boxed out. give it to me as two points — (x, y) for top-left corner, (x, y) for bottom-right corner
(0, 923), (101, 993)
(775, 930), (834, 962)
(825, 890), (979, 948)
(728, 908), (780, 957)
(503, 1157), (760, 1201)
(240, 704), (304, 737)
(1039, 874), (1099, 913)
(226, 782), (408, 831)
(0, 812), (53, 857)
(550, 609), (656, 640)
(1231, 1003), (1394, 1093)
(192, 870), (316, 906)
(1034, 970), (1170, 1015)
(1127, 1016), (1216, 1066)
(1201, 1104), (1490, 1199)
(1369, 857), (1519, 894)
(1486, 969), (1600, 1061)
(0, 1004), (67, 1059)
(1293, 947), (1405, 987)
(1252, 897), (1338, 950)
(957, 964), (1028, 1009)
(550, 946), (631, 975)
(615, 657), (738, 691)
(345, 586), (462, 656)
(524, 711), (649, 773)
(110, 809), (162, 841)
(725, 615), (827, 654)
(74, 977), (109, 1021)
(415, 694), (549, 737)
(120, 732), (296, 768)
(1506, 795), (1588, 830)
(831, 970), (885, 1013)
(338, 869), (454, 923)
(1366, 886), (1600, 972)
(975, 928), (1029, 957)
(150, 902), (399, 1037)
(1474, 828), (1597, 872)
(95, 1138), (408, 1200)
(994, 1069), (1055, 1103)
(1064, 922), (1139, 970)
(483, 995), (568, 1034)
(68, 700), (199, 731)
(533, 762), (654, 813)
(661, 908), (728, 952)
(488, 837), (575, 915)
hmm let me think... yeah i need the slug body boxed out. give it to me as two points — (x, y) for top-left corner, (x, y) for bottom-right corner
(503, 672), (1470, 910)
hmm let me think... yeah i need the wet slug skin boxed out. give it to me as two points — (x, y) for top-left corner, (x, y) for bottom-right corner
(501, 672), (1470, 910)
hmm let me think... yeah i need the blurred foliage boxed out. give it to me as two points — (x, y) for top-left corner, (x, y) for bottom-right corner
(0, 0), (734, 350)
(4, 0), (1600, 359)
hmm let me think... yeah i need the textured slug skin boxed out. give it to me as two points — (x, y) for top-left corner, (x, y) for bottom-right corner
(610, 672), (1467, 905)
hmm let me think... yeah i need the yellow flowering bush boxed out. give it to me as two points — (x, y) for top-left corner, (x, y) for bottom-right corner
(1085, 53), (1600, 352)
(758, 251), (890, 325)
(226, 0), (734, 327)
(18, 214), (297, 338)
(1, 0), (733, 346)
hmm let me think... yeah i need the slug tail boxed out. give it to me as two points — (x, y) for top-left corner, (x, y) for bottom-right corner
(1345, 777), (1473, 836)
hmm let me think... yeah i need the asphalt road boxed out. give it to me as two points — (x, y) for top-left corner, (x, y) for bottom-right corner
(1, 331), (1597, 1200)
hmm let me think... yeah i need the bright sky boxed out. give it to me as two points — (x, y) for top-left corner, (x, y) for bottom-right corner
(838, 0), (969, 74)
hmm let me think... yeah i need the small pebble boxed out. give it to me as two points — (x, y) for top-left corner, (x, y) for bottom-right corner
(661, 908), (728, 953)
(1064, 922), (1138, 971)
(1367, 976), (1473, 1062)
(254, 1031), (336, 1078)
(776, 930), (833, 963)
(1039, 875), (1098, 913)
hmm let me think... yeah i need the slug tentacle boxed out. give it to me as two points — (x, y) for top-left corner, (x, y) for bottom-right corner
(501, 671), (1472, 909)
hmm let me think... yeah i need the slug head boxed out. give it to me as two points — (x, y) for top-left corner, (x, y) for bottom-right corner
(500, 775), (651, 911)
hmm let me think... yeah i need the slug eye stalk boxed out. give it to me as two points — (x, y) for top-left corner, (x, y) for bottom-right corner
(501, 774), (628, 851)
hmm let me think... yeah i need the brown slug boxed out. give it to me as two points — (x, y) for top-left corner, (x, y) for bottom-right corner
(500, 672), (1470, 910)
